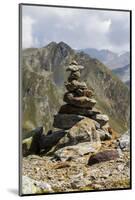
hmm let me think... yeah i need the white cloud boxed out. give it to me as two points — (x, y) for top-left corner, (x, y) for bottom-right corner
(22, 6), (130, 53)
(22, 16), (39, 48)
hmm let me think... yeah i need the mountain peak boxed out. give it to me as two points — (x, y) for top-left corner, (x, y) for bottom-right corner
(45, 41), (57, 48)
(57, 41), (72, 50)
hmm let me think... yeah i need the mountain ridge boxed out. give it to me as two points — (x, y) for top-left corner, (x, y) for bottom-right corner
(77, 47), (130, 70)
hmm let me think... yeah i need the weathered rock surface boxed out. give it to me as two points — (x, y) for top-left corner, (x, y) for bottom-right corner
(54, 142), (101, 161)
(52, 118), (101, 152)
(101, 122), (110, 131)
(66, 64), (84, 72)
(96, 129), (112, 141)
(64, 92), (96, 108)
(22, 175), (53, 194)
(68, 118), (100, 143)
(23, 127), (44, 140)
(58, 104), (100, 117)
(68, 71), (81, 82)
(75, 88), (94, 98)
(118, 131), (130, 151)
(39, 130), (67, 152)
(88, 150), (119, 166)
(23, 130), (67, 156)
(53, 114), (84, 129)
(23, 127), (44, 156)
(92, 114), (109, 126)
(22, 137), (33, 156)
(65, 80), (87, 92)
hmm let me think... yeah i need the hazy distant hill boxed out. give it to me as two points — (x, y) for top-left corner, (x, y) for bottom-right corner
(22, 42), (130, 135)
(77, 48), (130, 70)
(112, 64), (130, 84)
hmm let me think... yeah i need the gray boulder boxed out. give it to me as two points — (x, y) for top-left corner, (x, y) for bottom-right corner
(53, 114), (84, 129)
(53, 117), (101, 151)
(118, 131), (130, 151)
(92, 114), (109, 127)
(22, 129), (67, 156)
(88, 150), (119, 166)
(96, 129), (112, 141)
(39, 130), (67, 153)
(54, 142), (101, 161)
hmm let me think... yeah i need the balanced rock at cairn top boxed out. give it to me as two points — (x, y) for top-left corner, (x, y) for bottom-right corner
(66, 60), (84, 72)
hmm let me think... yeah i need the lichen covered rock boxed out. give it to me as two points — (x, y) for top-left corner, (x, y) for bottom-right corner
(22, 176), (53, 194)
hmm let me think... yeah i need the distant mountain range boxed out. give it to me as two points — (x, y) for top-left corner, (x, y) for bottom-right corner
(77, 48), (130, 85)
(77, 48), (130, 70)
(22, 42), (130, 134)
(112, 64), (130, 85)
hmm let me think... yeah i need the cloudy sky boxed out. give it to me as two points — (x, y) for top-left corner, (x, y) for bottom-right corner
(22, 5), (130, 53)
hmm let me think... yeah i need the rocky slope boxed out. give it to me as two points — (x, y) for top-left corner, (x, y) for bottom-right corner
(22, 55), (62, 136)
(22, 41), (130, 136)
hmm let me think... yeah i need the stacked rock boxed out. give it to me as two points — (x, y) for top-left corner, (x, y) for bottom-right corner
(64, 60), (96, 109)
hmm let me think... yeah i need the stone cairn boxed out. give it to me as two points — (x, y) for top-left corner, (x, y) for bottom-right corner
(23, 60), (113, 158)
(53, 60), (110, 135)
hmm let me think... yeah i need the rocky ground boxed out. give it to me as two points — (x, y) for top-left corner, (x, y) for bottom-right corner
(22, 137), (130, 194)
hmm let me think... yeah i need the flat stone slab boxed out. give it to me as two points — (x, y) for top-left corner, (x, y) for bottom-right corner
(88, 150), (119, 166)
(66, 65), (84, 72)
(53, 114), (84, 129)
(64, 92), (96, 108)
(59, 104), (100, 117)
